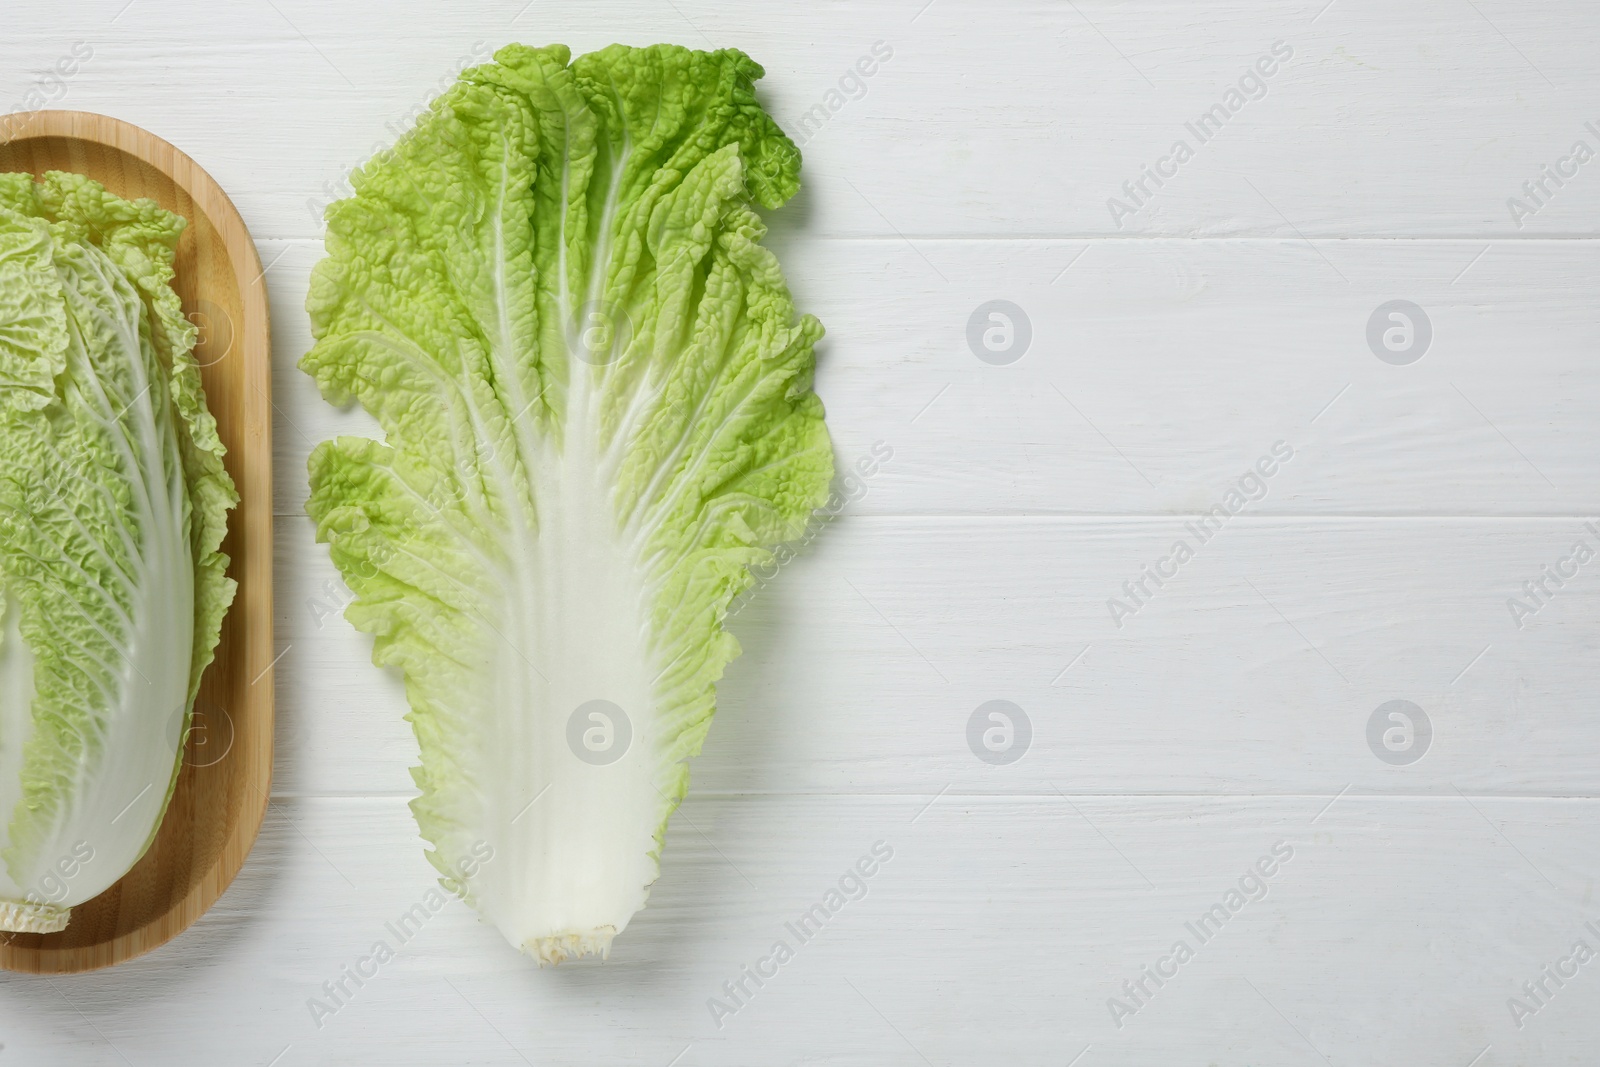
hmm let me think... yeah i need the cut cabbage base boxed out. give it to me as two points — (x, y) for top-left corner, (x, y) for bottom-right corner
(0, 900), (69, 934)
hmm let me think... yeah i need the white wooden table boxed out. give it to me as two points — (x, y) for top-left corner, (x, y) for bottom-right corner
(4, 1), (1599, 1063)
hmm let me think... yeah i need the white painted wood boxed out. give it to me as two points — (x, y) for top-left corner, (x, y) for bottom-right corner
(2, 796), (1596, 1066)
(264, 236), (1600, 518)
(10, 1), (1600, 239)
(3, 1), (1599, 1065)
(273, 512), (1600, 799)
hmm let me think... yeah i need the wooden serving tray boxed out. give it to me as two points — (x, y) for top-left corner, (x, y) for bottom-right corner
(0, 111), (273, 973)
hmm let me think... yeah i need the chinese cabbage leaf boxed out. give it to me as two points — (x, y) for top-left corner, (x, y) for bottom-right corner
(302, 43), (832, 963)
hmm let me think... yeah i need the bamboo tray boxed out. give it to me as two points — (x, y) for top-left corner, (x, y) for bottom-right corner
(0, 111), (273, 973)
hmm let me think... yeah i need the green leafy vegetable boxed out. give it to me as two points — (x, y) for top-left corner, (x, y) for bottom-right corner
(0, 172), (237, 932)
(302, 43), (832, 963)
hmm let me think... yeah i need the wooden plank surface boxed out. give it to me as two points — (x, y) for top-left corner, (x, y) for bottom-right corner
(261, 236), (1600, 519)
(3, 795), (1594, 1066)
(6, 1), (1600, 239)
(271, 513), (1600, 799)
(2, 1), (1597, 1064)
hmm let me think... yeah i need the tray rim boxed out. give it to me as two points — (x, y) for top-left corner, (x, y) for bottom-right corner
(0, 109), (275, 974)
